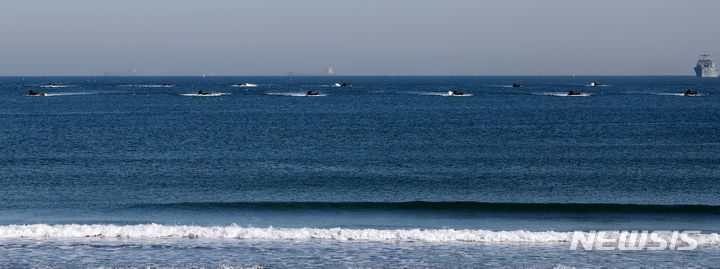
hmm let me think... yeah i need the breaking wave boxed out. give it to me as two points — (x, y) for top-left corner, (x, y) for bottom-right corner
(130, 201), (720, 215)
(1, 224), (718, 244)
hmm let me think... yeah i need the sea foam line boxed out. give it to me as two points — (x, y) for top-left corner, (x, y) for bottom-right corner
(1, 224), (719, 245)
(43, 92), (96, 96)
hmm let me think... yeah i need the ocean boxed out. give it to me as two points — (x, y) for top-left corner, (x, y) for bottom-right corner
(1, 76), (719, 268)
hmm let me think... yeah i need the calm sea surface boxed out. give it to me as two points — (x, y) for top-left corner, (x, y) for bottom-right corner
(1, 76), (719, 268)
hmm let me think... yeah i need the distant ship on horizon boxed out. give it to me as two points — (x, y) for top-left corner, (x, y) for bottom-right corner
(694, 53), (718, 77)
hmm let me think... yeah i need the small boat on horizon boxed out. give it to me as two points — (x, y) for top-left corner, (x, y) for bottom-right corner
(233, 83), (257, 87)
(684, 89), (700, 96)
(567, 90), (583, 96)
(448, 90), (465, 96)
(28, 90), (46, 96)
(43, 83), (64, 88)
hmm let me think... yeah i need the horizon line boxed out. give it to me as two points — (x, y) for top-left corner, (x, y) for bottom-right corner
(0, 74), (704, 77)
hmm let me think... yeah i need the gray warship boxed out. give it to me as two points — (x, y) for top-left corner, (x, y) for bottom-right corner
(694, 53), (719, 77)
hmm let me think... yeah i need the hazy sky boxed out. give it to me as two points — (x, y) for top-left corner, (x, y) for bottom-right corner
(1, 0), (719, 76)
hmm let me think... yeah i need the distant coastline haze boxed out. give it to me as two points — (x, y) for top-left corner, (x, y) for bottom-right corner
(1, 0), (719, 76)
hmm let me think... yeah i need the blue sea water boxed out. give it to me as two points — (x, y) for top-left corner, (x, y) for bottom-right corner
(1, 76), (719, 268)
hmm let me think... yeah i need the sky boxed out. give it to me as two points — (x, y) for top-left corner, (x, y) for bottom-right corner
(1, 0), (719, 76)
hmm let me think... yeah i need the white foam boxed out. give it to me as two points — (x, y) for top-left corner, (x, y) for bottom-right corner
(266, 92), (327, 97)
(40, 92), (95, 97)
(41, 85), (69, 88)
(0, 224), (565, 242)
(180, 93), (230, 97)
(232, 83), (257, 87)
(2, 224), (717, 245)
(332, 83), (342, 87)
